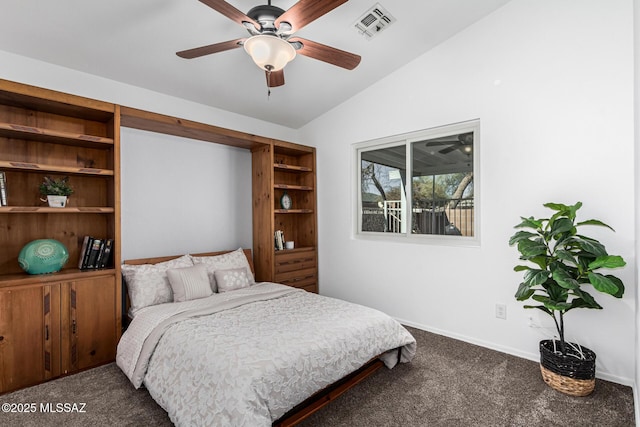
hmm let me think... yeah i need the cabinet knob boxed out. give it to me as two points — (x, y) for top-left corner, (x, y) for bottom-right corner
(90, 350), (96, 356)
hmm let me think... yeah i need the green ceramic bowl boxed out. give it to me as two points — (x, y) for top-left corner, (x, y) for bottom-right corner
(18, 239), (69, 275)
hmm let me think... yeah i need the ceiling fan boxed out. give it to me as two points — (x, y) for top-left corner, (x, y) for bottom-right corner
(425, 132), (474, 155)
(177, 0), (361, 88)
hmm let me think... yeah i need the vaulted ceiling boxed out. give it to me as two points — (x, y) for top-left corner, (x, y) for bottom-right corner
(0, 0), (511, 128)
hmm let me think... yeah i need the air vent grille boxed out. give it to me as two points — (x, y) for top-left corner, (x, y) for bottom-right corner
(354, 3), (395, 40)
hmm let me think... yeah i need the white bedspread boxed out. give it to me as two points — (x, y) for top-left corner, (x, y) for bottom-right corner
(117, 282), (416, 427)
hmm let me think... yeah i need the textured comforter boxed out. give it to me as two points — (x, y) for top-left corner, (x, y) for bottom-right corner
(117, 282), (416, 426)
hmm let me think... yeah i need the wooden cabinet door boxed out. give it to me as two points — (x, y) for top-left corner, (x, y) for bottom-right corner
(62, 276), (117, 373)
(0, 284), (61, 393)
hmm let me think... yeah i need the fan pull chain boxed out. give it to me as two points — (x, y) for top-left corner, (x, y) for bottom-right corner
(266, 67), (272, 100)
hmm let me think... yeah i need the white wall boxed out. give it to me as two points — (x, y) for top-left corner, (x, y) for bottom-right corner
(120, 128), (252, 259)
(301, 0), (636, 385)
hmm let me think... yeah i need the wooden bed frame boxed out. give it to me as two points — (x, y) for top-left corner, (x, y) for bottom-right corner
(122, 248), (385, 426)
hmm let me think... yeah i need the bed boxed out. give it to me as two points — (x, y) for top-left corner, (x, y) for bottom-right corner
(116, 248), (416, 426)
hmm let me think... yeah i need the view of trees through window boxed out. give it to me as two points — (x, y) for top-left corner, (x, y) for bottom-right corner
(358, 124), (476, 238)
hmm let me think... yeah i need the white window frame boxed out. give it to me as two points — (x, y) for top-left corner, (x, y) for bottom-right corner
(352, 120), (481, 246)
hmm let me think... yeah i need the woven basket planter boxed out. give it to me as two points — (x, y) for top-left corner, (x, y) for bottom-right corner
(539, 340), (596, 396)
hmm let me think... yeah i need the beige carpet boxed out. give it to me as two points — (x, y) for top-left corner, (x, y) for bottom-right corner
(0, 327), (634, 426)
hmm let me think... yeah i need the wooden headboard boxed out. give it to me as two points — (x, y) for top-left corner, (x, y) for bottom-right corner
(123, 248), (254, 273)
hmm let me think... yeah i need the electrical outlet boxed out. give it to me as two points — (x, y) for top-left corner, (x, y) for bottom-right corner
(495, 303), (507, 320)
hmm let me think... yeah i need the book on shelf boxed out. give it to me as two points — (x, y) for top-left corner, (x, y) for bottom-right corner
(85, 238), (102, 269)
(274, 230), (285, 251)
(79, 236), (114, 270)
(78, 236), (93, 269)
(98, 238), (114, 269)
(0, 171), (7, 206)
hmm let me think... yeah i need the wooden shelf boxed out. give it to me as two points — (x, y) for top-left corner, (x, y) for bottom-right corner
(274, 184), (313, 191)
(0, 206), (114, 213)
(0, 160), (114, 176)
(274, 163), (312, 173)
(0, 79), (115, 120)
(0, 80), (121, 394)
(274, 209), (314, 214)
(0, 268), (116, 289)
(0, 122), (114, 147)
(274, 246), (315, 254)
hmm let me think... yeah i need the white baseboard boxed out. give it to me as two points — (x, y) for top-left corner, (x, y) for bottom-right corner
(396, 317), (634, 387)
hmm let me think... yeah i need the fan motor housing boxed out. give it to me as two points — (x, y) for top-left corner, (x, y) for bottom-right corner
(247, 5), (285, 32)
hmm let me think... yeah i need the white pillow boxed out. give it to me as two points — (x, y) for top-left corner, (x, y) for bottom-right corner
(215, 268), (251, 293)
(167, 264), (212, 302)
(191, 248), (255, 292)
(122, 255), (193, 315)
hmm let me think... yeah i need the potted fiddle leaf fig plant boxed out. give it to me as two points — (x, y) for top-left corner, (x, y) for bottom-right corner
(509, 202), (625, 396)
(39, 176), (74, 207)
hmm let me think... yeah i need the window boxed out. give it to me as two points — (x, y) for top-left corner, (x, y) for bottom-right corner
(355, 120), (479, 244)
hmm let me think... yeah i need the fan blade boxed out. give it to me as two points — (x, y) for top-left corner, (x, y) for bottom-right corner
(199, 0), (260, 31)
(176, 38), (246, 59)
(275, 0), (348, 33)
(425, 139), (459, 146)
(289, 37), (360, 70)
(439, 146), (459, 154)
(266, 69), (285, 87)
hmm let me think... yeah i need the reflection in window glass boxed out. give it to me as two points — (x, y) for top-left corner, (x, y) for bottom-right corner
(360, 146), (406, 233)
(411, 132), (474, 236)
(356, 121), (477, 240)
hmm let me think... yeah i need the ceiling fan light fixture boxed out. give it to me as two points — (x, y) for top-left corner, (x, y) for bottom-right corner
(243, 34), (296, 72)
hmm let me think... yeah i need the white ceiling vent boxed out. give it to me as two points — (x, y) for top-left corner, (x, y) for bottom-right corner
(354, 3), (395, 40)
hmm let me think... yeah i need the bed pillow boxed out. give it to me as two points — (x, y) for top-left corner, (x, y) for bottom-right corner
(122, 254), (194, 315)
(191, 248), (255, 292)
(167, 264), (212, 302)
(214, 268), (251, 293)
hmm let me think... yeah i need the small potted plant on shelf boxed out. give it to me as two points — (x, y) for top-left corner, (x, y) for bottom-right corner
(508, 202), (626, 396)
(39, 176), (74, 207)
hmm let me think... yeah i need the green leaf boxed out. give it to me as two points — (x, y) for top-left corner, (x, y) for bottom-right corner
(513, 265), (530, 272)
(527, 305), (554, 316)
(524, 269), (549, 286)
(517, 239), (547, 258)
(514, 216), (543, 230)
(550, 217), (574, 237)
(544, 201), (582, 220)
(544, 300), (572, 311)
(528, 256), (548, 269)
(576, 254), (595, 271)
(508, 230), (538, 246)
(576, 219), (615, 232)
(588, 255), (626, 270)
(576, 238), (608, 257)
(604, 275), (625, 298)
(544, 202), (573, 213)
(531, 294), (550, 304)
(571, 288), (602, 309)
(551, 267), (579, 289)
(543, 281), (569, 302)
(555, 249), (577, 265)
(515, 282), (535, 300)
(567, 298), (602, 311)
(588, 272), (620, 296)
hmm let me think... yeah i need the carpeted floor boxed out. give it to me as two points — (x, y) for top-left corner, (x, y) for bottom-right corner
(0, 327), (634, 426)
